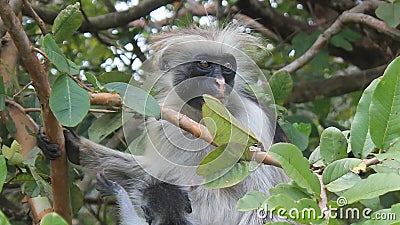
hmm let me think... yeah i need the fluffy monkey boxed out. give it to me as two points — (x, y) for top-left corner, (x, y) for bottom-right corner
(38, 25), (291, 224)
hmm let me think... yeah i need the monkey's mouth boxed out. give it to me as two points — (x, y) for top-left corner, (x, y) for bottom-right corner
(187, 94), (227, 111)
(187, 97), (206, 110)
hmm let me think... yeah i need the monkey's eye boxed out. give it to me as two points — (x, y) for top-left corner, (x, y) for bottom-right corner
(198, 60), (209, 68)
(223, 62), (232, 70)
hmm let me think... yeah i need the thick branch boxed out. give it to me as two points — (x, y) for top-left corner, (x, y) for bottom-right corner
(236, 0), (309, 38)
(25, 0), (175, 32)
(89, 93), (281, 167)
(0, 1), (71, 223)
(341, 13), (400, 42)
(0, 0), (22, 37)
(287, 65), (386, 103)
(279, 1), (382, 73)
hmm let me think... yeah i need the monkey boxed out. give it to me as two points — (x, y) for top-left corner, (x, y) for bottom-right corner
(95, 170), (195, 225)
(37, 25), (291, 224)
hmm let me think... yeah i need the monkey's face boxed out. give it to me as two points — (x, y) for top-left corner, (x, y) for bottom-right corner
(172, 53), (237, 110)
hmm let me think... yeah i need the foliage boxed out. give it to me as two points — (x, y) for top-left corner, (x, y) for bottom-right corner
(0, 0), (400, 224)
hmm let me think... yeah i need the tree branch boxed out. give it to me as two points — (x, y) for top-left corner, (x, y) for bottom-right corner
(341, 12), (400, 42)
(287, 65), (386, 103)
(89, 93), (281, 167)
(278, 0), (382, 74)
(22, 0), (47, 35)
(0, 1), (72, 223)
(236, 0), (309, 38)
(24, 0), (175, 32)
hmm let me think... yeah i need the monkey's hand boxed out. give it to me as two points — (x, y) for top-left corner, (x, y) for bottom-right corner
(36, 126), (81, 164)
(95, 169), (123, 198)
(36, 126), (62, 160)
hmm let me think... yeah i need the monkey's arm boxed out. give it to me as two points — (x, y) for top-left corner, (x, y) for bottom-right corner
(37, 127), (148, 192)
(96, 170), (146, 225)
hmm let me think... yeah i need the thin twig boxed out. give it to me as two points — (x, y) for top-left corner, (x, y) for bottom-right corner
(22, 0), (47, 35)
(67, 74), (92, 92)
(23, 107), (117, 113)
(13, 81), (33, 98)
(32, 46), (47, 58)
(131, 39), (146, 62)
(316, 174), (328, 217)
(363, 157), (379, 167)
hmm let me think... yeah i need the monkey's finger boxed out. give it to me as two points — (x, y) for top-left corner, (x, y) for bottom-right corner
(41, 144), (62, 160)
(38, 126), (51, 143)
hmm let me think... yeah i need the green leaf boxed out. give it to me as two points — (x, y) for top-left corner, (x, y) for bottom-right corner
(375, 150), (400, 161)
(269, 143), (320, 196)
(292, 32), (320, 57)
(42, 34), (79, 75)
(293, 122), (311, 138)
(66, 59), (80, 75)
(98, 71), (133, 84)
(197, 143), (247, 176)
(203, 161), (255, 189)
(1, 140), (24, 166)
(342, 173), (400, 204)
(104, 82), (161, 119)
(279, 121), (309, 151)
(41, 212), (68, 225)
(49, 74), (90, 127)
(269, 182), (312, 200)
(52, 3), (83, 42)
(269, 71), (293, 105)
(360, 197), (380, 211)
(70, 184), (83, 216)
(0, 76), (4, 111)
(370, 159), (400, 174)
(350, 78), (379, 158)
(264, 195), (322, 223)
(325, 172), (361, 193)
(0, 210), (11, 225)
(28, 166), (52, 197)
(202, 94), (259, 146)
(236, 191), (268, 211)
(85, 72), (105, 91)
(375, 2), (400, 27)
(0, 156), (6, 192)
(88, 112), (123, 143)
(292, 31), (328, 72)
(322, 158), (364, 184)
(319, 127), (348, 163)
(330, 29), (362, 51)
(370, 56), (400, 149)
(309, 147), (324, 167)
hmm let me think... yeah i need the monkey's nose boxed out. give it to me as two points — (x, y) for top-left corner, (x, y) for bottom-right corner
(215, 78), (225, 89)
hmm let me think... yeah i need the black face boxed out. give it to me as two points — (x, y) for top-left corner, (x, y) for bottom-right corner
(172, 53), (237, 110)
